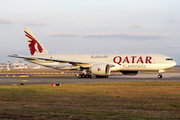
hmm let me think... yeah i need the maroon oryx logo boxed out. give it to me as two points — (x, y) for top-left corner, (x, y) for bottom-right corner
(97, 67), (101, 71)
(24, 31), (43, 55)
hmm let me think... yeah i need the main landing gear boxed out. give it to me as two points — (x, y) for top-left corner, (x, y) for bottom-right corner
(77, 74), (109, 78)
(76, 69), (92, 78)
(78, 73), (92, 78)
(76, 69), (109, 78)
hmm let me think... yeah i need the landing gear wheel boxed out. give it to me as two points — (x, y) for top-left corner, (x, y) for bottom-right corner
(88, 75), (92, 78)
(86, 74), (91, 78)
(78, 74), (82, 78)
(82, 74), (85, 78)
(158, 74), (162, 79)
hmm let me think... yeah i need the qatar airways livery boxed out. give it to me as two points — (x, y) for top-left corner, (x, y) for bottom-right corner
(7, 28), (176, 78)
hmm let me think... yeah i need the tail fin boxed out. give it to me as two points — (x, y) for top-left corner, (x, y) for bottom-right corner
(24, 28), (49, 56)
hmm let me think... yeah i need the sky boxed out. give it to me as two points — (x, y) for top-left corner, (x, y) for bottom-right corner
(0, 0), (180, 64)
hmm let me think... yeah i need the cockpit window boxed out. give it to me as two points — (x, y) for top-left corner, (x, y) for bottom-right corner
(166, 58), (173, 61)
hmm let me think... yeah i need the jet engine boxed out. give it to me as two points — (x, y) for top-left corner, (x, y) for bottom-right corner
(120, 71), (139, 75)
(89, 63), (111, 76)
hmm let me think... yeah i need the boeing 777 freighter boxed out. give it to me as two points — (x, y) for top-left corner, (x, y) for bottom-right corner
(7, 28), (176, 78)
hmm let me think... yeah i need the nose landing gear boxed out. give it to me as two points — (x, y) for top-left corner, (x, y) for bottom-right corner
(158, 70), (164, 79)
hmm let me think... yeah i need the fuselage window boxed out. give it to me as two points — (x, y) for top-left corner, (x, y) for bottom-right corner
(166, 58), (173, 61)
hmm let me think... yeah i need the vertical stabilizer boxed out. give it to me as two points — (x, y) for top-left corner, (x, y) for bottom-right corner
(24, 28), (49, 55)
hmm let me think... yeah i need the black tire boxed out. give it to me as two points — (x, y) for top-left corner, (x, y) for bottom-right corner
(158, 75), (162, 79)
(88, 75), (92, 78)
(78, 74), (82, 78)
(82, 74), (85, 78)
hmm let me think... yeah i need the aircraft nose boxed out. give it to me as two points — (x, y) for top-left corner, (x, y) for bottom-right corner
(172, 61), (177, 67)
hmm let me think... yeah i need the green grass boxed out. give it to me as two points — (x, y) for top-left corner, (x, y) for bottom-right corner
(0, 81), (180, 119)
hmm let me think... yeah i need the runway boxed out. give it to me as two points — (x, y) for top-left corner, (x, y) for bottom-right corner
(0, 73), (179, 85)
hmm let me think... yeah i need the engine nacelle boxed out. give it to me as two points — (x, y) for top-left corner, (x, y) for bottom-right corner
(90, 63), (111, 76)
(121, 71), (139, 75)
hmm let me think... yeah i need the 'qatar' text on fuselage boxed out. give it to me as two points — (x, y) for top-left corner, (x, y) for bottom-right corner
(113, 56), (152, 65)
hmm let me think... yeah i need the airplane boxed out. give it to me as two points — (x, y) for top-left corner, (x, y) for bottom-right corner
(7, 28), (177, 78)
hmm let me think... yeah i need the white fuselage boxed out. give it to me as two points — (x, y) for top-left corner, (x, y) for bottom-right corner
(8, 28), (177, 78)
(26, 53), (176, 71)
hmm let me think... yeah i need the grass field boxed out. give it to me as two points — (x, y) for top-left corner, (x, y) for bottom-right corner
(1, 81), (180, 120)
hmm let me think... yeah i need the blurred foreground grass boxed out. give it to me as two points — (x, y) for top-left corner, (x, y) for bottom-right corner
(0, 81), (180, 120)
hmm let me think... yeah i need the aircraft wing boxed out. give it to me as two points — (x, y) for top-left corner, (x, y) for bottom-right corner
(7, 54), (91, 65)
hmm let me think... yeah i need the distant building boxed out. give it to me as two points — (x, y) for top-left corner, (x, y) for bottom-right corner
(0, 60), (47, 70)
